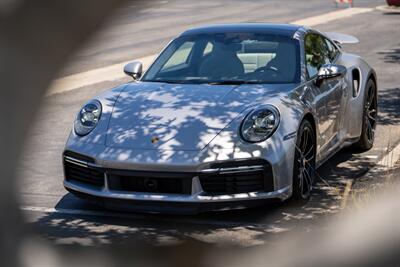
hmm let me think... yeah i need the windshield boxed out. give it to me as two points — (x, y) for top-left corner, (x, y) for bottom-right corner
(142, 32), (300, 84)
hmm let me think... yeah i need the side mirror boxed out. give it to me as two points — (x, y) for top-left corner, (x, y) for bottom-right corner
(124, 61), (143, 80)
(316, 63), (346, 86)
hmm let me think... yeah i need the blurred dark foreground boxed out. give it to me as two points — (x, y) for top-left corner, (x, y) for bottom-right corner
(1, 1), (400, 266)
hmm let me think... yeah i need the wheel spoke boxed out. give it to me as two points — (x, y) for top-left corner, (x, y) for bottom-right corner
(302, 170), (311, 195)
(367, 86), (375, 107)
(301, 129), (309, 152)
(304, 155), (315, 164)
(304, 145), (314, 159)
(368, 113), (376, 121)
(304, 167), (313, 185)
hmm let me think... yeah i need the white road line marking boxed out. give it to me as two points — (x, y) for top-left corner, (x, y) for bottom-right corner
(377, 141), (400, 169)
(46, 7), (375, 96)
(376, 5), (400, 13)
(291, 7), (373, 27)
(21, 205), (282, 229)
(47, 55), (155, 96)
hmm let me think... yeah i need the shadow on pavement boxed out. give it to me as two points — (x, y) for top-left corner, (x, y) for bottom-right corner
(378, 45), (400, 64)
(377, 87), (400, 125)
(382, 11), (400, 15)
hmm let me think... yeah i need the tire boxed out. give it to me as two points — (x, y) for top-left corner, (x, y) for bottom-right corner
(352, 79), (377, 151)
(291, 120), (316, 202)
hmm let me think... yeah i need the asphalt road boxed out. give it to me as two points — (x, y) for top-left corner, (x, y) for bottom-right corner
(18, 0), (400, 246)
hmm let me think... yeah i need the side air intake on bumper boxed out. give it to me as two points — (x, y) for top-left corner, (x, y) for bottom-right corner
(63, 153), (104, 188)
(198, 159), (274, 194)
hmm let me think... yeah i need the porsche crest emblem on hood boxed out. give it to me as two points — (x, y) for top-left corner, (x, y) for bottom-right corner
(151, 137), (160, 144)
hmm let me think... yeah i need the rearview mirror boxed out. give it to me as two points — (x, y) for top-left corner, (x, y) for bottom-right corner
(124, 61), (143, 80)
(316, 63), (346, 86)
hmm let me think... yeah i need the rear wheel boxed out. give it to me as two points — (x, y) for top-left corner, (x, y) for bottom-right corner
(291, 120), (316, 202)
(353, 79), (377, 151)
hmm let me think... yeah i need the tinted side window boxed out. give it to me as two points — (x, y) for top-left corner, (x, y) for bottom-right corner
(162, 41), (194, 70)
(305, 34), (330, 78)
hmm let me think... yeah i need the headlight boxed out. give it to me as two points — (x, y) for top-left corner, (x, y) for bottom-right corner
(241, 106), (280, 143)
(74, 100), (102, 136)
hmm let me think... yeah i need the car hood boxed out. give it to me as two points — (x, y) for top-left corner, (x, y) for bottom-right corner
(105, 81), (291, 151)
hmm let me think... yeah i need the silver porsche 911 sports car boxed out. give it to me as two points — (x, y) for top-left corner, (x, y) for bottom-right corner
(63, 24), (377, 213)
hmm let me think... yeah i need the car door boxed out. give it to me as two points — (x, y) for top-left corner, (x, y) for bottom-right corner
(323, 37), (348, 140)
(304, 33), (344, 159)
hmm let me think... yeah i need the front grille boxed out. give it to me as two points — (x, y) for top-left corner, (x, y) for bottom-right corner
(63, 152), (274, 196)
(199, 159), (274, 194)
(64, 156), (104, 188)
(108, 171), (193, 195)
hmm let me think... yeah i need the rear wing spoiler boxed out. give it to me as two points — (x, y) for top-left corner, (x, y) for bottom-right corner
(324, 32), (359, 47)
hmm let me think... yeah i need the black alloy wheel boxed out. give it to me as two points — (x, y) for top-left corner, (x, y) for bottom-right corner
(292, 120), (316, 202)
(353, 79), (377, 151)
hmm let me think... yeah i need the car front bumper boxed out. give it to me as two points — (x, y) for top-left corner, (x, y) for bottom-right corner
(63, 151), (291, 213)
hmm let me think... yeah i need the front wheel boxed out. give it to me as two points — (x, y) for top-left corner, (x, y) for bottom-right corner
(352, 79), (377, 151)
(291, 120), (316, 202)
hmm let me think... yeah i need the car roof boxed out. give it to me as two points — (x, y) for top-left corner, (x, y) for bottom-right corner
(180, 23), (303, 38)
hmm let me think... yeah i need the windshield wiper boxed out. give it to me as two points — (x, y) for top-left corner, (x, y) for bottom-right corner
(207, 80), (262, 85)
(148, 79), (189, 84)
(145, 79), (207, 84)
(144, 79), (264, 85)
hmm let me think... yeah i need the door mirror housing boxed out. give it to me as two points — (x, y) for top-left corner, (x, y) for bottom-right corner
(316, 63), (346, 86)
(124, 61), (143, 80)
